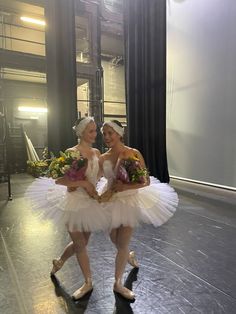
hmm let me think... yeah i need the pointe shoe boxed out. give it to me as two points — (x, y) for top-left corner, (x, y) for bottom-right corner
(113, 282), (135, 300)
(50, 258), (64, 275)
(128, 251), (139, 268)
(72, 281), (93, 300)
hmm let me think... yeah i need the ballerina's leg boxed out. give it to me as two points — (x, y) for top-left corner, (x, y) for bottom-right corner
(51, 241), (75, 275)
(69, 230), (93, 300)
(111, 226), (136, 300)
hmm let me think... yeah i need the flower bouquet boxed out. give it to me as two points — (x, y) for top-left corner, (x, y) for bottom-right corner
(116, 156), (148, 184)
(27, 160), (49, 178)
(99, 156), (148, 202)
(48, 150), (88, 181)
(27, 147), (52, 178)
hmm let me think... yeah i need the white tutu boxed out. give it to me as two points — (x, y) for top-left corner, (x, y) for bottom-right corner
(101, 159), (178, 229)
(100, 176), (178, 229)
(26, 177), (109, 232)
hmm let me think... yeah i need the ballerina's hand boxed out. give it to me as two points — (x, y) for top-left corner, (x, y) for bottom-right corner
(98, 190), (114, 203)
(55, 176), (68, 185)
(84, 181), (98, 199)
(112, 180), (126, 192)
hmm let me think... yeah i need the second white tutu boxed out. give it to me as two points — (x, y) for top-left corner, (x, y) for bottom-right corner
(100, 176), (178, 229)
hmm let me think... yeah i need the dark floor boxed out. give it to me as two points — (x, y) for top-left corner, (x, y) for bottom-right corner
(0, 174), (236, 314)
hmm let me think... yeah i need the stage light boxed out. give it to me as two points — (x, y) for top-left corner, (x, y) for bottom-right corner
(20, 16), (46, 26)
(18, 106), (48, 113)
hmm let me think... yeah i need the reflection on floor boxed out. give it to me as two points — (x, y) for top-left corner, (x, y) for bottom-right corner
(0, 174), (236, 314)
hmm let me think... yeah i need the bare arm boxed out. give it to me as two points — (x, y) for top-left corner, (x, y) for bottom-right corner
(55, 176), (98, 198)
(112, 180), (149, 192)
(55, 177), (88, 188)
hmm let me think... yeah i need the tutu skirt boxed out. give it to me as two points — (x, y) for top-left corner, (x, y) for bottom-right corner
(26, 177), (109, 232)
(100, 177), (178, 229)
(26, 176), (178, 232)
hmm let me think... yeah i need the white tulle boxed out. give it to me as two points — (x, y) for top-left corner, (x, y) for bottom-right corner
(25, 156), (109, 232)
(101, 160), (178, 229)
(26, 157), (178, 232)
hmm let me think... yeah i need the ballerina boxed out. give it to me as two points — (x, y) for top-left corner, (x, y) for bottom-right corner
(99, 120), (178, 300)
(27, 117), (107, 300)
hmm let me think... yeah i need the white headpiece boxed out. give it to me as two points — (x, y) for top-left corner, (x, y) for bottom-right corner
(101, 121), (124, 137)
(73, 117), (94, 137)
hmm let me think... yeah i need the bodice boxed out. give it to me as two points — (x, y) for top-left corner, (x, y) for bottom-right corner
(85, 155), (99, 187)
(102, 160), (116, 189)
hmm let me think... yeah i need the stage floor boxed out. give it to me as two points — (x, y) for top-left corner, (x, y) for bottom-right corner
(0, 174), (236, 314)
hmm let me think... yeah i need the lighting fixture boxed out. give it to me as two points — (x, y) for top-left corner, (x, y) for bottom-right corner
(20, 16), (46, 26)
(18, 106), (48, 113)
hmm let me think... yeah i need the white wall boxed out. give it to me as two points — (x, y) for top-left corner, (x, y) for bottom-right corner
(167, 0), (236, 188)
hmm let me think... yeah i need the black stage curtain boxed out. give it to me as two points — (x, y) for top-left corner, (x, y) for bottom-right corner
(124, 0), (169, 182)
(45, 0), (77, 154)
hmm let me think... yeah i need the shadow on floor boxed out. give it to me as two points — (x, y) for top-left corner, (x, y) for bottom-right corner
(51, 275), (92, 314)
(113, 267), (139, 314)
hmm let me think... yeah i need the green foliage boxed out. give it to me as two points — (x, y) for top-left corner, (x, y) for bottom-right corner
(27, 160), (50, 178)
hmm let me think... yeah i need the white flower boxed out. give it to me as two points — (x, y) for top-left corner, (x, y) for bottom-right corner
(52, 171), (58, 179)
(70, 151), (80, 159)
(59, 151), (67, 159)
(55, 164), (60, 170)
(61, 165), (70, 174)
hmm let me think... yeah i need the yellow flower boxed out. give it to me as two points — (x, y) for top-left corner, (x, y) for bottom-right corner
(129, 155), (139, 161)
(37, 162), (48, 167)
(58, 157), (65, 162)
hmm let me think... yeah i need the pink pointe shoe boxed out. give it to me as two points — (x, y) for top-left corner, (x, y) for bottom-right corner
(72, 279), (93, 300)
(50, 258), (64, 275)
(113, 281), (135, 300)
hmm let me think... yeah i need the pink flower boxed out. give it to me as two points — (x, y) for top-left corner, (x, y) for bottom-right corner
(116, 158), (147, 184)
(116, 164), (130, 183)
(66, 166), (86, 181)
